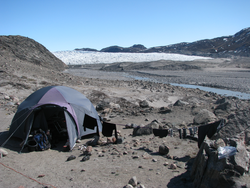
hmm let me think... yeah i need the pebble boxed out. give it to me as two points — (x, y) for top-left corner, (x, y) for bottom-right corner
(137, 184), (146, 188)
(66, 155), (76, 161)
(128, 176), (137, 187)
(132, 155), (139, 159)
(163, 162), (169, 166)
(124, 184), (133, 188)
(152, 158), (157, 162)
(169, 163), (177, 169)
(0, 148), (8, 157)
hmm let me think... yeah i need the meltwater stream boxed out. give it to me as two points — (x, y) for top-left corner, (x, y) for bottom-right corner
(128, 75), (250, 100)
(171, 83), (250, 100)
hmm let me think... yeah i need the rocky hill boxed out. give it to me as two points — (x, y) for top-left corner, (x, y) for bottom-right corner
(0, 35), (66, 71)
(76, 27), (250, 58)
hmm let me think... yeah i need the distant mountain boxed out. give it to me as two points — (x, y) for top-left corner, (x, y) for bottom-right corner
(0, 35), (66, 71)
(75, 27), (250, 58)
(75, 48), (98, 52)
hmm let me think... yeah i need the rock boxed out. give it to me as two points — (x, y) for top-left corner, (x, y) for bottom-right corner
(214, 138), (226, 149)
(245, 131), (250, 145)
(139, 100), (149, 108)
(215, 97), (228, 104)
(173, 100), (189, 106)
(4, 95), (10, 100)
(110, 102), (120, 109)
(124, 184), (133, 188)
(96, 101), (110, 111)
(152, 158), (157, 162)
(159, 144), (170, 155)
(136, 184), (145, 188)
(128, 176), (137, 187)
(169, 164), (177, 169)
(193, 109), (217, 124)
(9, 95), (19, 103)
(191, 140), (249, 188)
(215, 102), (232, 111)
(234, 141), (249, 175)
(159, 107), (171, 114)
(163, 162), (169, 166)
(132, 155), (139, 159)
(133, 126), (152, 136)
(66, 155), (76, 161)
(0, 148), (8, 157)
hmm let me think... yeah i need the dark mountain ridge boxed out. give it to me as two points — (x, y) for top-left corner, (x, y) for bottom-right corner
(76, 27), (250, 58)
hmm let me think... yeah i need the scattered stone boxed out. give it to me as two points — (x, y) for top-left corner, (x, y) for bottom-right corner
(111, 151), (119, 155)
(4, 95), (10, 100)
(0, 148), (8, 157)
(173, 100), (189, 106)
(159, 144), (170, 155)
(66, 155), (76, 161)
(163, 162), (169, 166)
(214, 138), (226, 149)
(81, 155), (90, 162)
(37, 174), (45, 178)
(152, 158), (157, 162)
(159, 107), (171, 114)
(166, 155), (173, 159)
(116, 137), (123, 144)
(124, 184), (133, 188)
(193, 109), (217, 124)
(136, 184), (146, 188)
(139, 100), (149, 108)
(169, 164), (177, 169)
(132, 155), (139, 159)
(128, 176), (137, 187)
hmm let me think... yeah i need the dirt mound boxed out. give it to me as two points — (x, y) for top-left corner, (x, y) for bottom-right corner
(0, 35), (66, 71)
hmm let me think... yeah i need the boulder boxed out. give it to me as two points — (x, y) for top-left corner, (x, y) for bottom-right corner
(191, 140), (249, 188)
(133, 121), (160, 136)
(193, 109), (217, 124)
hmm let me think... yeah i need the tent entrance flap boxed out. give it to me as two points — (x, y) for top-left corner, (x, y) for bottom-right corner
(64, 111), (78, 149)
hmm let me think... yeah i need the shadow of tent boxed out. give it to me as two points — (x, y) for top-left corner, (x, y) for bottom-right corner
(166, 158), (195, 188)
(0, 131), (23, 152)
(0, 130), (70, 153)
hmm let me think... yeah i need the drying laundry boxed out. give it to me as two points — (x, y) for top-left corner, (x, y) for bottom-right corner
(198, 119), (226, 148)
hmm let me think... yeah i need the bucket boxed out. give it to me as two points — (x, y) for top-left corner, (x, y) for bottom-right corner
(27, 140), (38, 152)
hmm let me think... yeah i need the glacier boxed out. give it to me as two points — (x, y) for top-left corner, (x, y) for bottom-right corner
(53, 50), (212, 65)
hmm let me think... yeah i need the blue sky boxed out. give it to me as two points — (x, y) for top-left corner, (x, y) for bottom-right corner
(1, 0), (249, 52)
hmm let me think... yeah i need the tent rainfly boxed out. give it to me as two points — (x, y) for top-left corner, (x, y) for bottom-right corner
(8, 86), (103, 152)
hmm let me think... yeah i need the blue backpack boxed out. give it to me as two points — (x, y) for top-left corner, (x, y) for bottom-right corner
(33, 129), (51, 151)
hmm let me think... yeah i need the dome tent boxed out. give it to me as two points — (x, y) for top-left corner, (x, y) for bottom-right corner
(8, 86), (102, 152)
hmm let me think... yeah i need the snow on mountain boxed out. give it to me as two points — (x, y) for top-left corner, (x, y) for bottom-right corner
(53, 50), (212, 65)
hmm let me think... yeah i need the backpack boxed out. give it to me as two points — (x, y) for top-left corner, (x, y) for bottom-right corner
(33, 129), (51, 151)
